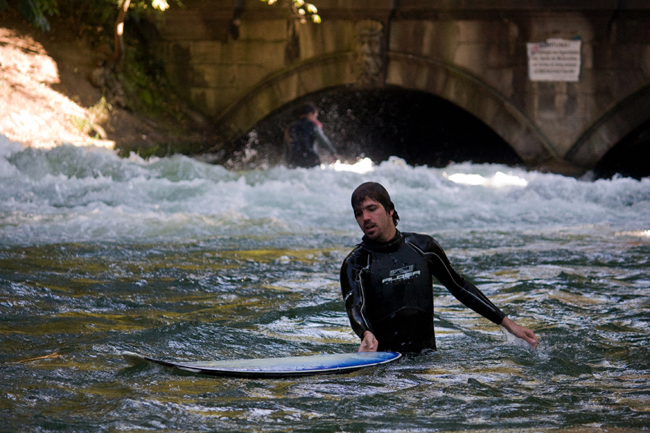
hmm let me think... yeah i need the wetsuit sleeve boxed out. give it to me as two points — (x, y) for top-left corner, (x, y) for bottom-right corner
(313, 126), (337, 155)
(407, 234), (506, 325)
(283, 126), (292, 161)
(340, 250), (372, 339)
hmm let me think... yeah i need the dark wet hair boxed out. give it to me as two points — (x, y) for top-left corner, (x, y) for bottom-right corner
(351, 182), (400, 226)
(300, 102), (318, 116)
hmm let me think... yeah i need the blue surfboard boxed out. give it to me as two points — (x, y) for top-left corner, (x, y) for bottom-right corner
(122, 351), (401, 378)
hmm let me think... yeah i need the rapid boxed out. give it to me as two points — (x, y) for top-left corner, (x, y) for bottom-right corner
(1, 136), (649, 432)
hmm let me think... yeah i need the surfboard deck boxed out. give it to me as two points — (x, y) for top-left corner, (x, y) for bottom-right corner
(122, 351), (401, 378)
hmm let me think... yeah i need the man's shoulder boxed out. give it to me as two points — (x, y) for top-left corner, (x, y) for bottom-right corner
(402, 231), (433, 244)
(344, 243), (365, 258)
(342, 243), (368, 267)
(296, 117), (316, 128)
(402, 232), (443, 254)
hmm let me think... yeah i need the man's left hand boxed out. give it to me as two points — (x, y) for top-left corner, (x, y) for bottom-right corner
(501, 317), (539, 348)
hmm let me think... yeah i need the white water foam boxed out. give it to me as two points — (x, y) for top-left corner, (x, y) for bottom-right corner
(1, 138), (649, 246)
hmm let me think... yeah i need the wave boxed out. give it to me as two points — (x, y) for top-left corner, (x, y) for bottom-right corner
(1, 137), (649, 247)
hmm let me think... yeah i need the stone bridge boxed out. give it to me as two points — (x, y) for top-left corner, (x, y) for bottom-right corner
(158, 0), (650, 173)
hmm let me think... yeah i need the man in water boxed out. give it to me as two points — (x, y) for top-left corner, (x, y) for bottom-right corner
(285, 103), (338, 168)
(340, 182), (539, 352)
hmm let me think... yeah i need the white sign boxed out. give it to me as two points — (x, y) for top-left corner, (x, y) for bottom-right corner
(527, 38), (582, 82)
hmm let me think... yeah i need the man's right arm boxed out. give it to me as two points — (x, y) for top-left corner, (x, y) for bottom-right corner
(340, 250), (372, 341)
(283, 126), (292, 161)
(313, 125), (338, 156)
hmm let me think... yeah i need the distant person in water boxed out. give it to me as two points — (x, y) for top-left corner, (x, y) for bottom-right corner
(284, 103), (338, 168)
(340, 182), (539, 353)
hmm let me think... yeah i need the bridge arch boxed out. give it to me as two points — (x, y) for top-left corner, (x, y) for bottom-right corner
(565, 84), (650, 169)
(385, 53), (556, 165)
(215, 52), (356, 143)
(216, 51), (556, 165)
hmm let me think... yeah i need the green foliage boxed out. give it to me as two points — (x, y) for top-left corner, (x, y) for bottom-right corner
(70, 114), (92, 135)
(118, 26), (177, 118)
(8, 0), (59, 32)
(263, 0), (321, 24)
(70, 97), (111, 138)
(5, 0), (180, 33)
(89, 96), (111, 124)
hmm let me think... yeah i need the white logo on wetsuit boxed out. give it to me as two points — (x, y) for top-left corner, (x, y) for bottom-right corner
(381, 265), (421, 284)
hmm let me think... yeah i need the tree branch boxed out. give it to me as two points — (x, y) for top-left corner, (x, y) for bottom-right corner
(112, 0), (131, 67)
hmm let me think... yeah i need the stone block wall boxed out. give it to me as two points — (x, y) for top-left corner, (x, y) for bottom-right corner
(158, 0), (650, 169)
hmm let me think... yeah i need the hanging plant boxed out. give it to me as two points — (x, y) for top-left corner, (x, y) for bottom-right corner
(263, 0), (321, 24)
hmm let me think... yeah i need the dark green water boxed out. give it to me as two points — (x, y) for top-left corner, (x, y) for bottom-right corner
(2, 232), (648, 432)
(1, 143), (649, 431)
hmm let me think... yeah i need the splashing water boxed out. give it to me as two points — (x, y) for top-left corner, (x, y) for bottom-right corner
(1, 137), (649, 432)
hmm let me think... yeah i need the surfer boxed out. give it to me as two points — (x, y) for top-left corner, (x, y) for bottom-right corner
(284, 103), (338, 168)
(340, 182), (539, 353)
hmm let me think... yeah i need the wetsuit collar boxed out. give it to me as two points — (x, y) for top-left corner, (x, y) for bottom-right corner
(361, 230), (404, 253)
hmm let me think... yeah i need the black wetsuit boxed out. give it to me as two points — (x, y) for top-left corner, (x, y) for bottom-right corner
(340, 231), (506, 352)
(285, 118), (336, 168)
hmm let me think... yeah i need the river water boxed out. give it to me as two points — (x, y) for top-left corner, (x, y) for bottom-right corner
(1, 137), (649, 432)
